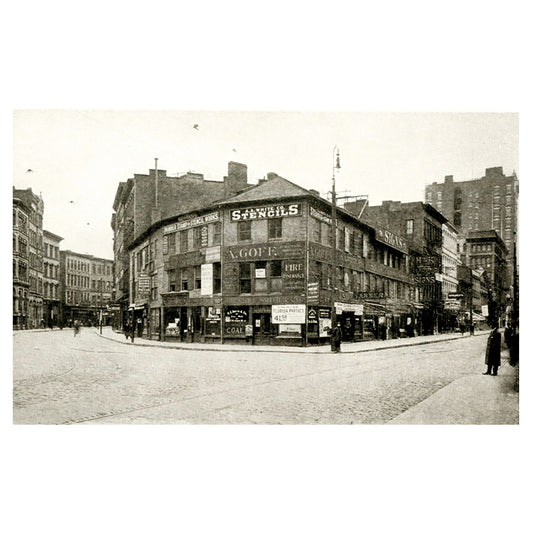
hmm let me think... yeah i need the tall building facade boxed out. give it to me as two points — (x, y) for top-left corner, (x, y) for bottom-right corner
(43, 230), (63, 327)
(59, 250), (113, 326)
(13, 187), (44, 328)
(13, 197), (30, 329)
(425, 166), (518, 273)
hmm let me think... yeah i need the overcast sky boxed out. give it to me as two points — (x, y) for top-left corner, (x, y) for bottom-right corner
(12, 111), (518, 259)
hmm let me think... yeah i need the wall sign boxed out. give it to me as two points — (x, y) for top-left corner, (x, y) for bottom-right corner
(282, 259), (305, 292)
(374, 227), (408, 253)
(201, 263), (213, 296)
(163, 212), (219, 234)
(224, 242), (305, 262)
(310, 206), (331, 224)
(272, 304), (306, 324)
(230, 203), (301, 221)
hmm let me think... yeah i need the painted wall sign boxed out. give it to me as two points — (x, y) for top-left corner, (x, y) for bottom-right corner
(353, 291), (385, 300)
(205, 246), (221, 263)
(163, 212), (219, 234)
(282, 259), (305, 292)
(230, 203), (301, 221)
(374, 227), (408, 253)
(224, 241), (305, 262)
(272, 304), (306, 324)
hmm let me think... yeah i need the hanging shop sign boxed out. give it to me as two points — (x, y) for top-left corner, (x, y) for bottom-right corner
(230, 203), (301, 221)
(282, 259), (305, 292)
(272, 304), (306, 324)
(307, 308), (318, 323)
(163, 212), (219, 234)
(334, 302), (364, 315)
(224, 241), (305, 262)
(374, 227), (408, 253)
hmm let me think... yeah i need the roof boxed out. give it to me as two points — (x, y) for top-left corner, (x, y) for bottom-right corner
(217, 175), (311, 206)
(43, 229), (64, 241)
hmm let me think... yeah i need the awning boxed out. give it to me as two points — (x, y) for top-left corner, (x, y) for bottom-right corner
(364, 302), (386, 315)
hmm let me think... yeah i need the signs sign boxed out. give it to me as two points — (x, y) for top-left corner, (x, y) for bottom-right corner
(205, 246), (221, 263)
(334, 302), (364, 315)
(272, 304), (306, 324)
(353, 291), (385, 300)
(230, 203), (301, 221)
(308, 282), (319, 304)
(310, 206), (331, 224)
(375, 227), (408, 253)
(137, 273), (150, 298)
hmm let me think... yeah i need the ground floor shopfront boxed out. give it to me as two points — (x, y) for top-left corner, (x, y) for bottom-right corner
(127, 292), (426, 347)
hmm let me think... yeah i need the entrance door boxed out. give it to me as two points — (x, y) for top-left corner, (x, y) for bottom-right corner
(253, 313), (271, 344)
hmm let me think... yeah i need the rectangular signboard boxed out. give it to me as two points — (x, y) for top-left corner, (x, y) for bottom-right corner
(163, 212), (219, 234)
(230, 203), (301, 221)
(272, 304), (306, 324)
(201, 263), (213, 296)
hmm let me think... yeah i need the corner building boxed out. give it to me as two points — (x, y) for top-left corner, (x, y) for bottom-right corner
(129, 171), (415, 346)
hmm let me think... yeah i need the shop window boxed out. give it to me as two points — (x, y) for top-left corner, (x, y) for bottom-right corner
(239, 263), (251, 293)
(268, 218), (282, 239)
(238, 220), (252, 241)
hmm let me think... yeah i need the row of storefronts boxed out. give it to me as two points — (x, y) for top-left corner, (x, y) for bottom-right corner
(114, 173), (451, 346)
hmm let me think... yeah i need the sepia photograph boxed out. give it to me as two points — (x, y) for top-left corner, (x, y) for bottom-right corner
(5, 3), (531, 533)
(12, 110), (519, 425)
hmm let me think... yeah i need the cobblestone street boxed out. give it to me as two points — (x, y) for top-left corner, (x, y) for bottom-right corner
(13, 327), (504, 424)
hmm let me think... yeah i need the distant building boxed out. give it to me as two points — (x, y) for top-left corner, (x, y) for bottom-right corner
(13, 187), (44, 328)
(43, 230), (63, 328)
(425, 166), (518, 285)
(13, 197), (31, 329)
(59, 250), (113, 326)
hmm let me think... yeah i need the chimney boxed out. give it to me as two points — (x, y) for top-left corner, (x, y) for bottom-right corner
(444, 175), (453, 184)
(267, 172), (281, 180)
(309, 189), (321, 197)
(485, 167), (503, 178)
(224, 161), (248, 195)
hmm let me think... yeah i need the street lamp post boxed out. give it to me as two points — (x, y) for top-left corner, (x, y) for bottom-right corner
(330, 146), (340, 327)
(99, 277), (103, 334)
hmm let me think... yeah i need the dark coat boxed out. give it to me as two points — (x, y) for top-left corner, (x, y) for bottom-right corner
(330, 326), (342, 348)
(485, 328), (501, 366)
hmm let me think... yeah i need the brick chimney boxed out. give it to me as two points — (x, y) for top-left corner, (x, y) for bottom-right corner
(224, 161), (248, 195)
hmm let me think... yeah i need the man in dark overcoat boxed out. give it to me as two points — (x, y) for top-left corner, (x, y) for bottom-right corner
(483, 326), (501, 376)
(330, 322), (342, 353)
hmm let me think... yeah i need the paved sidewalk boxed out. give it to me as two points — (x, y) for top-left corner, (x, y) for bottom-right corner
(94, 327), (489, 354)
(389, 355), (519, 424)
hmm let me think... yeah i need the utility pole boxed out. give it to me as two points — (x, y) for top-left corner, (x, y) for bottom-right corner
(469, 267), (474, 335)
(99, 277), (103, 334)
(331, 146), (340, 327)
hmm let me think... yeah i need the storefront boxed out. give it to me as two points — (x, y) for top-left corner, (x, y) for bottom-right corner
(334, 302), (364, 342)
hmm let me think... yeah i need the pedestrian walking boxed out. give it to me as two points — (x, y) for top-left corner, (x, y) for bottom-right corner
(330, 322), (342, 353)
(73, 319), (80, 337)
(130, 319), (135, 343)
(483, 326), (501, 376)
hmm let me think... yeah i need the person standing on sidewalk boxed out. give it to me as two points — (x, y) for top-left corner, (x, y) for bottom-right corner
(483, 325), (501, 376)
(330, 322), (342, 353)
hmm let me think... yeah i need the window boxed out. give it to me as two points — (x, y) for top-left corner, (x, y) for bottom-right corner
(194, 266), (202, 290)
(406, 219), (414, 235)
(238, 220), (252, 241)
(338, 227), (345, 250)
(324, 223), (332, 247)
(268, 218), (282, 239)
(193, 227), (202, 249)
(180, 230), (188, 253)
(313, 218), (321, 243)
(181, 268), (189, 291)
(239, 263), (251, 293)
(271, 260), (282, 292)
(437, 191), (442, 201)
(213, 222), (222, 245)
(254, 261), (268, 293)
(213, 262), (221, 293)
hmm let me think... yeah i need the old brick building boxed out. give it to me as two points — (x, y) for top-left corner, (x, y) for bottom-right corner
(111, 162), (251, 330)
(13, 197), (31, 329)
(126, 169), (416, 346)
(354, 201), (447, 335)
